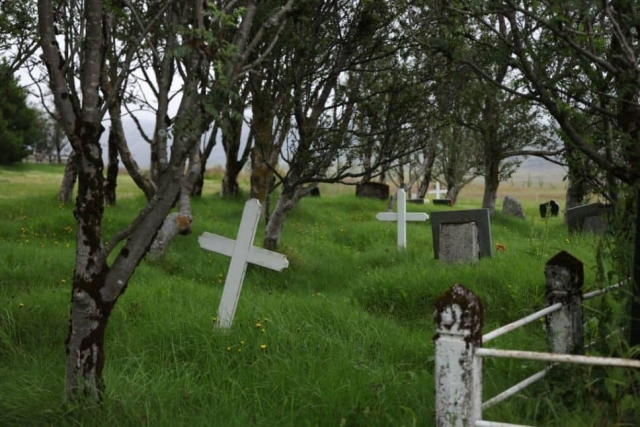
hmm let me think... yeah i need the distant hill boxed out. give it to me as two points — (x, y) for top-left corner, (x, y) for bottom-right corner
(513, 156), (566, 183)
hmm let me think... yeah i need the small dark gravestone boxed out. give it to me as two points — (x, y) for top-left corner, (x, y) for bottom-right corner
(407, 198), (426, 204)
(433, 199), (454, 206)
(310, 187), (320, 197)
(502, 195), (525, 219)
(431, 209), (493, 263)
(540, 200), (560, 218)
(566, 203), (614, 234)
(355, 182), (389, 200)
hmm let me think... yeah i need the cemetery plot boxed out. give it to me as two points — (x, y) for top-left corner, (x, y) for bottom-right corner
(199, 199), (289, 328)
(376, 189), (429, 250)
(430, 209), (492, 263)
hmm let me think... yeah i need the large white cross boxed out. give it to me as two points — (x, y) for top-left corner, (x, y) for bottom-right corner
(198, 199), (289, 328)
(376, 189), (429, 250)
(429, 182), (448, 199)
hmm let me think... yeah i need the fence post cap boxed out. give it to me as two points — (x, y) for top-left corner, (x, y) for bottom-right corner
(545, 250), (584, 291)
(434, 284), (483, 345)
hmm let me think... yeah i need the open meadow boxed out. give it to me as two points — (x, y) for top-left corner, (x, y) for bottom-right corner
(0, 164), (636, 426)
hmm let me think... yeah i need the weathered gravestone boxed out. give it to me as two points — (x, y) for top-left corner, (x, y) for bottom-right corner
(376, 189), (429, 250)
(431, 209), (492, 263)
(540, 200), (560, 218)
(356, 182), (389, 200)
(566, 203), (614, 234)
(502, 195), (525, 219)
(199, 199), (289, 328)
(433, 199), (454, 206)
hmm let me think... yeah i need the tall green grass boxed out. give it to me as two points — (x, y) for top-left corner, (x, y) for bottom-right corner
(0, 165), (635, 426)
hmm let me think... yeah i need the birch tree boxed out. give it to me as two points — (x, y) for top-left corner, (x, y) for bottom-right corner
(36, 0), (297, 401)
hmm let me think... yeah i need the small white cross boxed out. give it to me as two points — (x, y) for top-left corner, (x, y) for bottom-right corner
(199, 199), (289, 328)
(376, 189), (429, 250)
(429, 182), (447, 199)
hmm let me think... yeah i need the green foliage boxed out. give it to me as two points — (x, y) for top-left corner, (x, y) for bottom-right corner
(0, 166), (638, 426)
(0, 64), (39, 165)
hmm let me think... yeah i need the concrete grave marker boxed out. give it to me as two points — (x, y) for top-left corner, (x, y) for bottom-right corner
(440, 222), (479, 263)
(376, 189), (429, 250)
(356, 182), (389, 200)
(431, 209), (492, 263)
(566, 203), (614, 234)
(199, 199), (289, 328)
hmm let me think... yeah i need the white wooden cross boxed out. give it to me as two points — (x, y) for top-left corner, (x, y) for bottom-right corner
(429, 182), (447, 199)
(376, 189), (429, 250)
(198, 199), (289, 328)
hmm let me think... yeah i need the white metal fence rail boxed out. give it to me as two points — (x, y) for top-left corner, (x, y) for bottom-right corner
(434, 250), (636, 427)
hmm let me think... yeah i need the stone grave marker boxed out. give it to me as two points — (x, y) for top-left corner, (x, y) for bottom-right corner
(431, 209), (492, 263)
(199, 199), (289, 328)
(539, 200), (560, 218)
(356, 182), (389, 200)
(376, 189), (429, 250)
(433, 199), (454, 206)
(502, 195), (525, 219)
(566, 203), (614, 234)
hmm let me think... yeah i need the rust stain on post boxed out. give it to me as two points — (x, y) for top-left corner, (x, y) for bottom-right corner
(434, 283), (484, 347)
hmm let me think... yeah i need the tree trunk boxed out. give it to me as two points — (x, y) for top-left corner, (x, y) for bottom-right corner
(65, 279), (111, 401)
(631, 185), (640, 348)
(147, 144), (200, 257)
(104, 127), (119, 206)
(563, 139), (589, 217)
(445, 186), (461, 204)
(250, 155), (273, 203)
(58, 150), (78, 204)
(222, 161), (242, 197)
(482, 158), (500, 214)
(564, 174), (587, 211)
(264, 185), (303, 250)
(221, 116), (251, 197)
(416, 148), (436, 198)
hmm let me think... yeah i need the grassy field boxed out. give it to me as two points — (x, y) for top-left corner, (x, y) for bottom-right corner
(0, 163), (636, 426)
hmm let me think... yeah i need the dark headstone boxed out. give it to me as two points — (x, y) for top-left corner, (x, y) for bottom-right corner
(431, 209), (493, 261)
(566, 203), (614, 234)
(310, 187), (320, 197)
(407, 198), (426, 204)
(433, 199), (454, 206)
(539, 200), (560, 218)
(355, 182), (389, 200)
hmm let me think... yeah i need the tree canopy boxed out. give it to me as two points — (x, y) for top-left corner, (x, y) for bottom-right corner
(0, 64), (38, 165)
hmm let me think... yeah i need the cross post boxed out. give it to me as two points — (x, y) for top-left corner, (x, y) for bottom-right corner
(429, 182), (448, 199)
(376, 189), (429, 250)
(199, 199), (289, 328)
